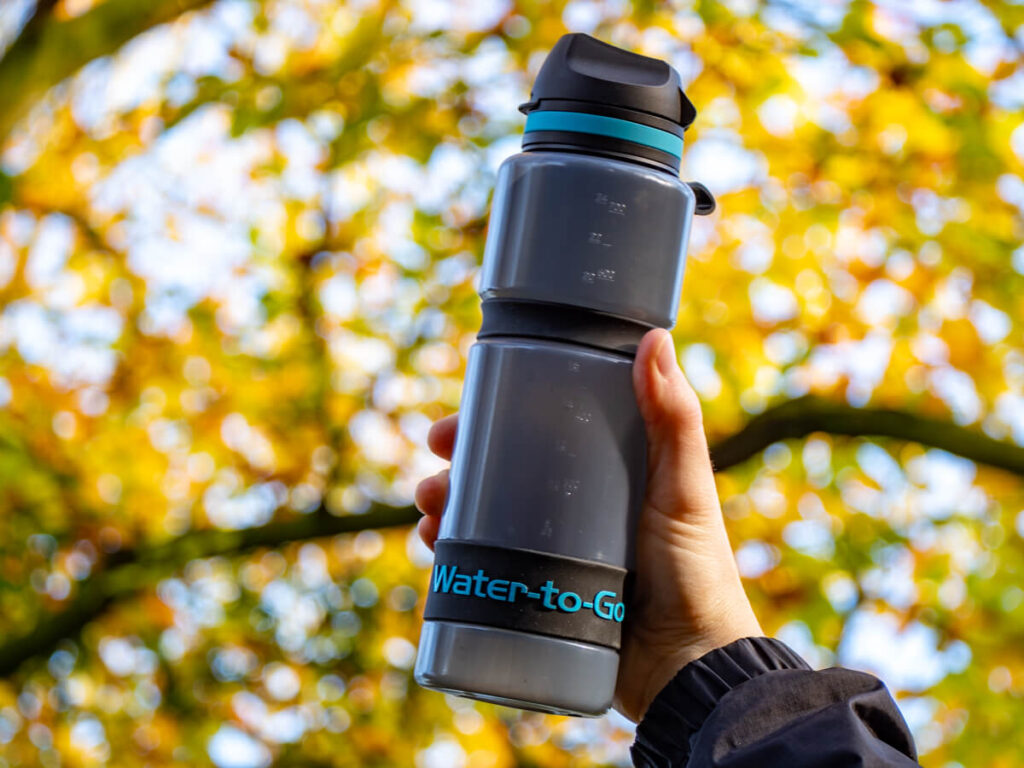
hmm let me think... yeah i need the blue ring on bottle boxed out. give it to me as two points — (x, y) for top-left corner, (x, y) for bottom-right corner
(524, 111), (683, 160)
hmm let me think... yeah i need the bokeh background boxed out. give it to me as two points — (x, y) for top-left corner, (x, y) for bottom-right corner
(0, 0), (1022, 765)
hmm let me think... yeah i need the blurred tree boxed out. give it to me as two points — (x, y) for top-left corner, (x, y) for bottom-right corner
(0, 0), (1022, 766)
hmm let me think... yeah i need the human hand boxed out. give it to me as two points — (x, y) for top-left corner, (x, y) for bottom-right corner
(415, 328), (761, 723)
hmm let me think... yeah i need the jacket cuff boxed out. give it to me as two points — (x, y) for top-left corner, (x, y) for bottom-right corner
(631, 636), (811, 768)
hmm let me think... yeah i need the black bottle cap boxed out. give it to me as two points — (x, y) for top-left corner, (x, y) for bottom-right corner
(519, 33), (697, 134)
(518, 33), (712, 199)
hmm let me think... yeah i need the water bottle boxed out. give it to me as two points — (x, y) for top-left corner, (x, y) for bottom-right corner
(414, 32), (714, 716)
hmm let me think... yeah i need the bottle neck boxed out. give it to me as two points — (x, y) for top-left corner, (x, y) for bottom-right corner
(521, 104), (684, 175)
(521, 140), (679, 175)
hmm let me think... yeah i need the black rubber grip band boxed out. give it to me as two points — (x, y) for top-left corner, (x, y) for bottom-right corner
(478, 299), (652, 356)
(422, 540), (630, 650)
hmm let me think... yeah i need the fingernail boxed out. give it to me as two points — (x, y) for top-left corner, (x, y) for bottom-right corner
(655, 333), (677, 379)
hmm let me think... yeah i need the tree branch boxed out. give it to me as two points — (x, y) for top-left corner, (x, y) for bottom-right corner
(3, 395), (1023, 676)
(708, 395), (1024, 475)
(0, 0), (215, 142)
(0, 503), (421, 677)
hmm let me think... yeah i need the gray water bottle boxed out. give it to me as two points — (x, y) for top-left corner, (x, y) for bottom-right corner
(414, 33), (714, 716)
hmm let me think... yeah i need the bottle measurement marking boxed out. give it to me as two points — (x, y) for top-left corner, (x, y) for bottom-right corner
(585, 194), (625, 289)
(581, 269), (615, 285)
(594, 192), (627, 215)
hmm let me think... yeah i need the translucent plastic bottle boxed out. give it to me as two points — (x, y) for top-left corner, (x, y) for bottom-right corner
(415, 32), (714, 716)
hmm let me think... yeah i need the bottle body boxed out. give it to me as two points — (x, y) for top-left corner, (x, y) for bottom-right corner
(480, 151), (693, 326)
(414, 150), (697, 716)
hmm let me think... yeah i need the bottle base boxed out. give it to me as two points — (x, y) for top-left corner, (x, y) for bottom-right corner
(415, 620), (619, 717)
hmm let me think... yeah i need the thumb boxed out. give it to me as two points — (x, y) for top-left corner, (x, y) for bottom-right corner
(632, 329), (720, 521)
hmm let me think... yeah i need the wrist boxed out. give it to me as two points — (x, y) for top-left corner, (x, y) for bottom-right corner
(635, 611), (763, 721)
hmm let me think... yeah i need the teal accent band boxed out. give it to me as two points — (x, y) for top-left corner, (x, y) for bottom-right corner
(524, 111), (683, 160)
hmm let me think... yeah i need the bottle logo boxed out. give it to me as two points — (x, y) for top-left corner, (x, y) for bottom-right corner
(423, 541), (630, 649)
(431, 563), (626, 622)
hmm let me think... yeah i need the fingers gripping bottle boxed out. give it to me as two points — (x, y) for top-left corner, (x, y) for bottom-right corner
(414, 33), (715, 716)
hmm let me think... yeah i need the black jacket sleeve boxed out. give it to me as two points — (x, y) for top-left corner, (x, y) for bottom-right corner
(631, 637), (920, 768)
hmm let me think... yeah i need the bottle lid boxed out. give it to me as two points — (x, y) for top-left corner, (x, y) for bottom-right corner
(519, 33), (699, 175)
